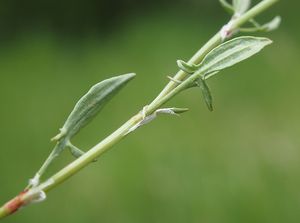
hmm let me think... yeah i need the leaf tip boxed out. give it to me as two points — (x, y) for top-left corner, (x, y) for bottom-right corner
(176, 59), (185, 69)
(264, 38), (273, 46)
(177, 60), (197, 74)
(123, 72), (137, 80)
(208, 104), (214, 112)
(171, 107), (189, 114)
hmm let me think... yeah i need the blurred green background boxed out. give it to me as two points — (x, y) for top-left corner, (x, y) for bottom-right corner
(0, 0), (299, 222)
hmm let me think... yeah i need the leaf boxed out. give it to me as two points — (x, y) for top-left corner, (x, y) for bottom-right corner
(156, 107), (189, 116)
(170, 108), (189, 114)
(67, 142), (98, 161)
(67, 143), (85, 158)
(177, 60), (198, 74)
(196, 78), (213, 111)
(261, 16), (281, 32)
(233, 0), (251, 15)
(240, 17), (281, 33)
(53, 73), (136, 141)
(197, 36), (272, 79)
(219, 0), (234, 14)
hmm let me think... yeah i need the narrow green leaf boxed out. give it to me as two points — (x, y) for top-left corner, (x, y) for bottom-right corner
(177, 60), (198, 74)
(67, 143), (85, 158)
(233, 0), (251, 15)
(196, 78), (213, 111)
(198, 36), (272, 79)
(170, 107), (189, 114)
(219, 0), (234, 14)
(53, 73), (136, 141)
(67, 142), (98, 161)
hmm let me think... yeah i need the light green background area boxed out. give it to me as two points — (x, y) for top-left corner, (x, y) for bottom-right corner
(0, 1), (299, 222)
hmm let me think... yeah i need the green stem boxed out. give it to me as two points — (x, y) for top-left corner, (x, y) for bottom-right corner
(39, 76), (187, 193)
(42, 115), (142, 192)
(25, 141), (67, 190)
(151, 0), (279, 104)
(36, 143), (64, 178)
(0, 0), (279, 219)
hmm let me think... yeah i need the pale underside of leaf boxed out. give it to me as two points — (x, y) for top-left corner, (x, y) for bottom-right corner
(54, 73), (136, 141)
(197, 36), (272, 79)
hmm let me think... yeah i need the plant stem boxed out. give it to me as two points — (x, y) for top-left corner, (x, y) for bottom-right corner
(28, 69), (198, 193)
(230, 0), (279, 29)
(0, 0), (279, 219)
(152, 0), (279, 104)
(40, 0), (278, 193)
(41, 114), (142, 192)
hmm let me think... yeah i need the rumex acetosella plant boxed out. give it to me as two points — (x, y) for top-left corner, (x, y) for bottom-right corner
(0, 0), (281, 219)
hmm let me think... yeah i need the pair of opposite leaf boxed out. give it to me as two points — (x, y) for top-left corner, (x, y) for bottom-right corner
(220, 0), (281, 32)
(176, 0), (280, 111)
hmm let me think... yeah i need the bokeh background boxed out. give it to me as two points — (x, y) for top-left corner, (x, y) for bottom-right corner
(0, 0), (299, 222)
